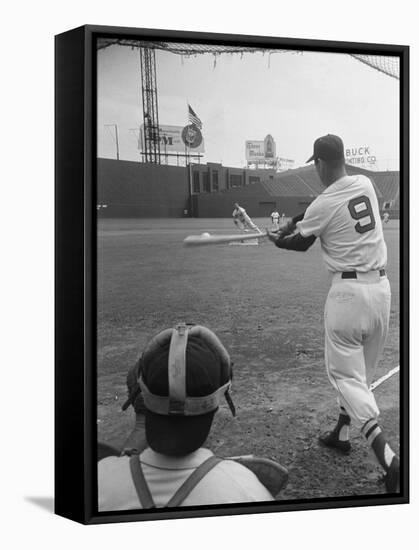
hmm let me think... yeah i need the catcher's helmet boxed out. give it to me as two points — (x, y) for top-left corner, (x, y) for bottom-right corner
(138, 323), (235, 455)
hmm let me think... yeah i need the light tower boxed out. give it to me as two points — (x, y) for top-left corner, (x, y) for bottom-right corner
(140, 47), (161, 163)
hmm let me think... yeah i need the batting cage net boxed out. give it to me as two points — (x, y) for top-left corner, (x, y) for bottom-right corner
(97, 39), (400, 80)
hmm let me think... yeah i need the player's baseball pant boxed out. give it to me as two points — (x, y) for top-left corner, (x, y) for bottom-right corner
(324, 271), (391, 428)
(243, 215), (259, 231)
(234, 219), (246, 231)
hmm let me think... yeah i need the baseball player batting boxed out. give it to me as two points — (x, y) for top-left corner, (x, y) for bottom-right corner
(267, 134), (399, 493)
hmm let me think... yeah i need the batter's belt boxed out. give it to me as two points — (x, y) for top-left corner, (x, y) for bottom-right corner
(332, 269), (386, 283)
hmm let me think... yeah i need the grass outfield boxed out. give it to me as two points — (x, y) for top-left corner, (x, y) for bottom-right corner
(97, 217), (400, 499)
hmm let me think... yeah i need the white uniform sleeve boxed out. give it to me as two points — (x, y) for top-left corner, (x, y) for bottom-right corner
(98, 456), (140, 511)
(296, 197), (327, 238)
(186, 460), (275, 505)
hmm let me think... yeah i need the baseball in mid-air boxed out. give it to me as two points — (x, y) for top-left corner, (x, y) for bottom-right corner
(201, 232), (211, 238)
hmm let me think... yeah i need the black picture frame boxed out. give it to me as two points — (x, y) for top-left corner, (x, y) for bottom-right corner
(55, 24), (409, 525)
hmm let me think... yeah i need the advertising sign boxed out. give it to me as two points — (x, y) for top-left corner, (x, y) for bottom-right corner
(181, 124), (203, 149)
(264, 134), (276, 159)
(246, 135), (278, 162)
(345, 145), (376, 167)
(277, 157), (295, 171)
(246, 135), (294, 170)
(245, 140), (265, 162)
(140, 124), (205, 153)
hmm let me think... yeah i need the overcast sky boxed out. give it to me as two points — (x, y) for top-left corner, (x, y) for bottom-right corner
(97, 43), (399, 171)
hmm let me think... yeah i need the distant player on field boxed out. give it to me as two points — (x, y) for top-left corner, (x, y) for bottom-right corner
(270, 209), (280, 230)
(232, 203), (260, 232)
(382, 211), (390, 224)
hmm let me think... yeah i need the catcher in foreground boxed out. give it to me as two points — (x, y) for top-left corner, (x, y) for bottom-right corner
(98, 323), (288, 510)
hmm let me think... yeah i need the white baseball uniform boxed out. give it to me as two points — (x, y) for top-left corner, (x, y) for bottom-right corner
(271, 211), (280, 229)
(297, 174), (391, 428)
(232, 206), (259, 232)
(98, 448), (273, 510)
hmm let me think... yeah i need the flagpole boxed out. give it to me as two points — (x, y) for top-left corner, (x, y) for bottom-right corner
(188, 147), (193, 217)
(186, 101), (192, 216)
(185, 102), (203, 217)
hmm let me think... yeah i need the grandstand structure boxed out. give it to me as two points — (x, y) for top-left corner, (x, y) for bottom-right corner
(190, 163), (399, 218)
(346, 164), (400, 212)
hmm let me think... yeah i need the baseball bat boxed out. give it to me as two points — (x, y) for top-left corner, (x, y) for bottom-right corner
(183, 231), (267, 247)
(369, 365), (400, 391)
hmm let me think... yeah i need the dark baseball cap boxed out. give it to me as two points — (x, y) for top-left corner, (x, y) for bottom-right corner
(306, 134), (345, 163)
(139, 325), (234, 456)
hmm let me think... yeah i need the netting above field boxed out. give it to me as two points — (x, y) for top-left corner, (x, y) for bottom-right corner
(96, 38), (292, 55)
(97, 38), (400, 79)
(351, 54), (399, 79)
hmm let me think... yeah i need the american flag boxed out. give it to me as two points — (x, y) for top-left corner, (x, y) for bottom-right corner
(188, 104), (203, 129)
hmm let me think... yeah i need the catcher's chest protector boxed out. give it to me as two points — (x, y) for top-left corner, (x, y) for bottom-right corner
(129, 455), (222, 508)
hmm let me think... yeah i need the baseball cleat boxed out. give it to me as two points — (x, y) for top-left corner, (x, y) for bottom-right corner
(384, 456), (400, 493)
(318, 431), (351, 454)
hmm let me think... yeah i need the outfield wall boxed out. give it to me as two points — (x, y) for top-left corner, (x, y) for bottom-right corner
(193, 190), (314, 218)
(97, 158), (190, 217)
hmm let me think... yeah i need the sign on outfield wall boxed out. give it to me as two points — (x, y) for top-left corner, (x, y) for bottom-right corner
(140, 124), (205, 153)
(345, 145), (376, 168)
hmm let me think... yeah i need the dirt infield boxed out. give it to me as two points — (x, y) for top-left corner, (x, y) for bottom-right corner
(97, 217), (400, 500)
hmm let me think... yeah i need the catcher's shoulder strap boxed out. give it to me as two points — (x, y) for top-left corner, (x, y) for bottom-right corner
(129, 455), (222, 509)
(129, 454), (156, 508)
(166, 455), (222, 507)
